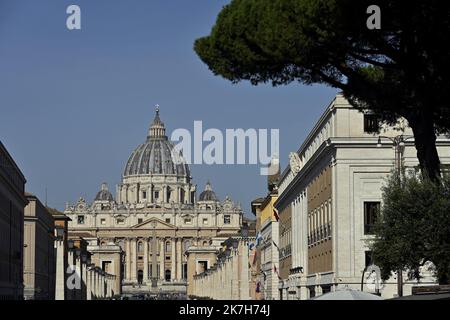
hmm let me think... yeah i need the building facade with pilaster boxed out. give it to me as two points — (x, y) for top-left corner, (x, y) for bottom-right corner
(275, 93), (450, 300)
(23, 194), (55, 300)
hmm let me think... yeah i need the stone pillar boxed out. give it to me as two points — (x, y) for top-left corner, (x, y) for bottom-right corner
(151, 236), (157, 280)
(75, 256), (82, 299)
(163, 185), (167, 203)
(86, 270), (92, 300)
(144, 238), (149, 282)
(232, 251), (239, 300)
(171, 238), (176, 281)
(82, 262), (87, 299)
(126, 238), (131, 281)
(176, 239), (182, 280)
(159, 239), (165, 280)
(131, 238), (137, 281)
(239, 241), (250, 300)
(95, 272), (99, 299)
(91, 271), (96, 299)
(55, 240), (65, 300)
(92, 271), (97, 299)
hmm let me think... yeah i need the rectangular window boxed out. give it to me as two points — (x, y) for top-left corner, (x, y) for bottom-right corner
(184, 218), (192, 225)
(116, 218), (125, 225)
(100, 218), (106, 225)
(203, 218), (208, 225)
(224, 215), (231, 224)
(138, 218), (143, 224)
(364, 202), (380, 234)
(77, 215), (85, 225)
(364, 114), (380, 133)
(197, 261), (208, 273)
(142, 191), (147, 199)
(165, 218), (171, 224)
(154, 191), (159, 199)
(102, 261), (111, 273)
(166, 256), (171, 261)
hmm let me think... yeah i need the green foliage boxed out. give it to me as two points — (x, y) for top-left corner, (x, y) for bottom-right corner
(371, 172), (450, 284)
(195, 0), (450, 179)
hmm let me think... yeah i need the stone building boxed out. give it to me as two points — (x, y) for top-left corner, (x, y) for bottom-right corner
(0, 141), (27, 300)
(23, 194), (56, 300)
(275, 93), (450, 300)
(277, 194), (292, 300)
(64, 107), (243, 294)
(48, 207), (71, 300)
(189, 236), (256, 300)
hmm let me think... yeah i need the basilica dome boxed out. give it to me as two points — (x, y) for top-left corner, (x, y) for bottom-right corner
(199, 181), (218, 202)
(123, 107), (190, 177)
(94, 183), (114, 201)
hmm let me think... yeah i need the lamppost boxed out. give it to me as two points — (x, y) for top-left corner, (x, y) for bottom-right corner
(376, 134), (414, 297)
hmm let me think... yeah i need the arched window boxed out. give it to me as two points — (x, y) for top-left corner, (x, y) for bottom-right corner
(165, 241), (171, 252)
(203, 240), (208, 246)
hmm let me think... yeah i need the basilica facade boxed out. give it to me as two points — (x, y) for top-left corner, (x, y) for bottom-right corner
(64, 108), (243, 294)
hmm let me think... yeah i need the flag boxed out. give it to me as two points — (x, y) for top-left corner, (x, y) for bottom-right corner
(255, 231), (262, 247)
(273, 208), (280, 221)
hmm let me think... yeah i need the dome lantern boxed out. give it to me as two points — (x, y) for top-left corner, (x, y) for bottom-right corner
(148, 104), (166, 139)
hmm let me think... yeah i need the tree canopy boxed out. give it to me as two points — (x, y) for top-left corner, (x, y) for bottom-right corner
(195, 0), (450, 179)
(370, 172), (450, 284)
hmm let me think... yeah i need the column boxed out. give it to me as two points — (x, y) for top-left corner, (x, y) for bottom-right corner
(171, 238), (176, 281)
(149, 184), (153, 203)
(86, 270), (92, 300)
(232, 252), (239, 300)
(144, 238), (149, 282)
(176, 238), (182, 280)
(75, 256), (82, 299)
(82, 262), (87, 299)
(159, 239), (165, 280)
(292, 200), (298, 268)
(240, 241), (250, 299)
(151, 236), (157, 280)
(55, 240), (65, 300)
(131, 238), (137, 281)
(126, 238), (131, 281)
(91, 271), (96, 299)
(163, 185), (167, 203)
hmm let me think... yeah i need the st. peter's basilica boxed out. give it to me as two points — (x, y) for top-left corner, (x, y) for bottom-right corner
(64, 107), (243, 294)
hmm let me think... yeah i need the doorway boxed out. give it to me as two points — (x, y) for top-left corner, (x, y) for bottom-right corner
(137, 269), (143, 284)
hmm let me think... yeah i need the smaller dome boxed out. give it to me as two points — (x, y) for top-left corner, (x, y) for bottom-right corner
(95, 183), (114, 202)
(199, 181), (218, 202)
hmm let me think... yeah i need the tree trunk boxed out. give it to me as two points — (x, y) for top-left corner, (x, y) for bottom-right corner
(407, 112), (441, 181)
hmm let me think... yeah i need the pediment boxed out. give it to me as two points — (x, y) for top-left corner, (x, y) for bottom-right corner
(132, 217), (175, 230)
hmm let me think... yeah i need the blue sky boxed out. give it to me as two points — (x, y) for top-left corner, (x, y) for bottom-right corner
(0, 0), (337, 216)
